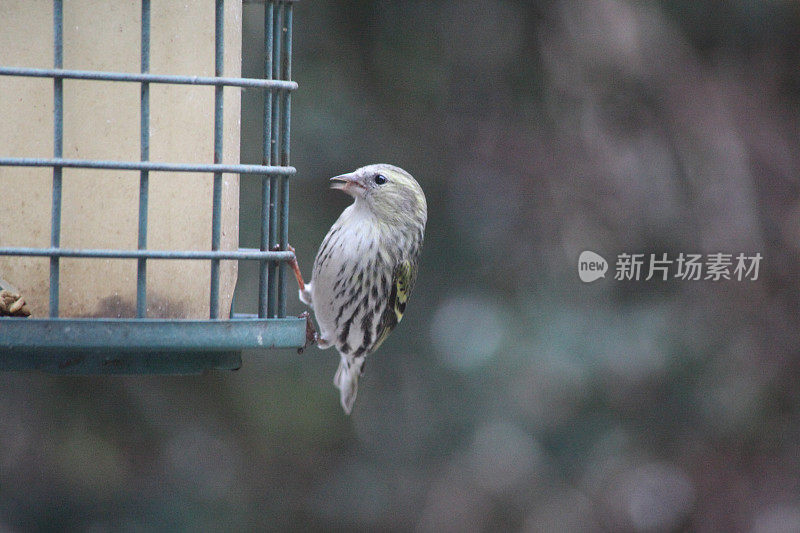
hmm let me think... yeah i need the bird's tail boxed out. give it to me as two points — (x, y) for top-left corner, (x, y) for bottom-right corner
(334, 356), (363, 415)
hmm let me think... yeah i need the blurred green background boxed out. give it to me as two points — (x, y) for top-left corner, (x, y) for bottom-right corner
(3, 0), (800, 530)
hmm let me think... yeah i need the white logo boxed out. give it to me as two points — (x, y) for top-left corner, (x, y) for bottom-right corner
(578, 251), (762, 283)
(578, 251), (608, 282)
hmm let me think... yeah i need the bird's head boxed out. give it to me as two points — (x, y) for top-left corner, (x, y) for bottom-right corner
(330, 164), (427, 227)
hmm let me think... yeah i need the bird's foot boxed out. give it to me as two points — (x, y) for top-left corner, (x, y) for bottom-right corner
(272, 243), (305, 292)
(297, 311), (318, 355)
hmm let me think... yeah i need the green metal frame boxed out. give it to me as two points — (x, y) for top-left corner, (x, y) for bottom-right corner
(0, 0), (303, 374)
(0, 318), (305, 373)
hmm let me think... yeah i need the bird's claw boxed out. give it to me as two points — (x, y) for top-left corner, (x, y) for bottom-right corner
(270, 243), (296, 253)
(297, 311), (317, 355)
(273, 243), (305, 292)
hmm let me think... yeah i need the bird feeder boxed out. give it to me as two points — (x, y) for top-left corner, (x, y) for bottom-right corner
(0, 0), (305, 373)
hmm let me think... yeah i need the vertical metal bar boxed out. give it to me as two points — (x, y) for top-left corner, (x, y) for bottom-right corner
(267, 1), (281, 317)
(277, 1), (292, 317)
(137, 0), (151, 318)
(210, 0), (224, 319)
(258, 1), (274, 319)
(50, 0), (64, 318)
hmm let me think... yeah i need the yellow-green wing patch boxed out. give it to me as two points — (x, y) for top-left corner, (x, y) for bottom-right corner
(373, 260), (416, 352)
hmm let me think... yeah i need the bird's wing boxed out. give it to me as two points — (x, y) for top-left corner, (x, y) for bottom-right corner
(372, 259), (417, 352)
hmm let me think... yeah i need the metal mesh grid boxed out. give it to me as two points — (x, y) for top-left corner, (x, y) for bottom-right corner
(0, 0), (304, 371)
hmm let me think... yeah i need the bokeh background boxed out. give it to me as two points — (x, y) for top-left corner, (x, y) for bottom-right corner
(3, 0), (800, 530)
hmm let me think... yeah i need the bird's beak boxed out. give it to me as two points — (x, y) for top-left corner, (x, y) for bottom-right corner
(329, 172), (364, 196)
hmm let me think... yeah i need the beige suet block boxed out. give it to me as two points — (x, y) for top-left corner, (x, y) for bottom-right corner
(0, 0), (242, 318)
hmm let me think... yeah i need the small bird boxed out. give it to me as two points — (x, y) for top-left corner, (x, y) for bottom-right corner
(289, 164), (427, 414)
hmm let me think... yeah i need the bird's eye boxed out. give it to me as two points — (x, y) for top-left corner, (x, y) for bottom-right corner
(374, 174), (388, 185)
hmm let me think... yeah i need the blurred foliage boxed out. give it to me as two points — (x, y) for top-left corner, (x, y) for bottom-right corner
(4, 0), (800, 531)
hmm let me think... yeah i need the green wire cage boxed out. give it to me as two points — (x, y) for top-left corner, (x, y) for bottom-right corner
(0, 0), (306, 373)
